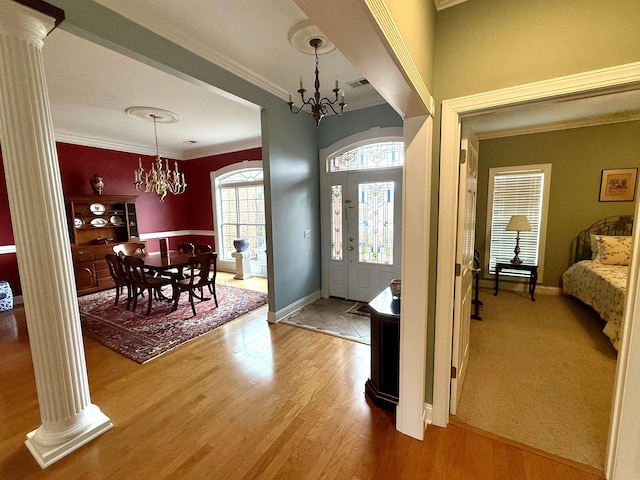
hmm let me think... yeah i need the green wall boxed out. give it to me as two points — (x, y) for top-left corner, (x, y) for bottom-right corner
(476, 121), (640, 288)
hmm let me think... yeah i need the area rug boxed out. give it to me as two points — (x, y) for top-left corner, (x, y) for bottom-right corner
(77, 285), (268, 363)
(346, 302), (371, 317)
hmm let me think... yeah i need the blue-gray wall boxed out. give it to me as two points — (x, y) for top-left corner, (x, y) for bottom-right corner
(318, 103), (402, 149)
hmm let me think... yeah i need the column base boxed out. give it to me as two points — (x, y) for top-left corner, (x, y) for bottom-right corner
(25, 408), (112, 469)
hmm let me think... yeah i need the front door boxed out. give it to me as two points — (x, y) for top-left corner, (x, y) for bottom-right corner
(326, 168), (402, 302)
(450, 124), (479, 415)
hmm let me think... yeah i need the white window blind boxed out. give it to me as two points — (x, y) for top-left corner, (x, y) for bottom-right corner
(486, 165), (551, 277)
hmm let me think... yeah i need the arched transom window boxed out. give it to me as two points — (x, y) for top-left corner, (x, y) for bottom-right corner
(329, 141), (404, 172)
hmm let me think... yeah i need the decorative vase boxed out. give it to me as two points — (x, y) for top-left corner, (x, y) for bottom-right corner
(390, 279), (401, 298)
(233, 238), (250, 252)
(89, 174), (104, 195)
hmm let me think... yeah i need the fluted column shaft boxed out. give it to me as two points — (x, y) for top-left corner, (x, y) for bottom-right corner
(0, 0), (111, 468)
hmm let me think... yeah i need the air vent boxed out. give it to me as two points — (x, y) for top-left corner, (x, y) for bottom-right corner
(347, 78), (370, 88)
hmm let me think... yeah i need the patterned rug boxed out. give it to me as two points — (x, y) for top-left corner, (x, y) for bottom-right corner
(77, 285), (268, 363)
(346, 302), (371, 317)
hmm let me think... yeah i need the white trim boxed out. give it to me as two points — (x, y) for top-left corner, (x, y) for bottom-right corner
(433, 0), (469, 11)
(266, 290), (321, 324)
(433, 61), (640, 479)
(424, 403), (433, 426)
(396, 116), (432, 440)
(138, 229), (215, 241)
(0, 245), (17, 254)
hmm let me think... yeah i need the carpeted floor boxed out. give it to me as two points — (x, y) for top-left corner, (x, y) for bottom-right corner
(77, 284), (268, 363)
(454, 288), (617, 470)
(282, 297), (371, 344)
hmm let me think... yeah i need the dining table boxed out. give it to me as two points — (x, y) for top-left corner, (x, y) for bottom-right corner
(141, 251), (195, 278)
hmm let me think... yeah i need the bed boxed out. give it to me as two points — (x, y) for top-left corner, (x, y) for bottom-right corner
(562, 215), (633, 351)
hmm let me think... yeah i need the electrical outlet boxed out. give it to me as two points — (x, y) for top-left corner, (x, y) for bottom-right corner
(304, 229), (311, 238)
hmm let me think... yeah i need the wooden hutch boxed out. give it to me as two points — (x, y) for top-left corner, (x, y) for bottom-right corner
(65, 195), (141, 295)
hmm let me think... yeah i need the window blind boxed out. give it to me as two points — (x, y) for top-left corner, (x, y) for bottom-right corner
(488, 171), (544, 276)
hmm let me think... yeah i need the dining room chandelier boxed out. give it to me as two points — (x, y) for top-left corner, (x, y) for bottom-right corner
(287, 37), (346, 126)
(127, 107), (187, 202)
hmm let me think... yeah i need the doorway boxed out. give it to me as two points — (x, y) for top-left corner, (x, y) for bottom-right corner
(320, 130), (404, 302)
(432, 62), (640, 478)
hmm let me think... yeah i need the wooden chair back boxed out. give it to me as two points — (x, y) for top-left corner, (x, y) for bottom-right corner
(113, 242), (146, 257)
(178, 243), (196, 255)
(194, 244), (213, 254)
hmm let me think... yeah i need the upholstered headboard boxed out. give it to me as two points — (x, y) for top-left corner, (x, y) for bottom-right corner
(574, 215), (634, 262)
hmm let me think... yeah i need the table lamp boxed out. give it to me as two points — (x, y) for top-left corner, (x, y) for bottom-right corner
(505, 215), (532, 264)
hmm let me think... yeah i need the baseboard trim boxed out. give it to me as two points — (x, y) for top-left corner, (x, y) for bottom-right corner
(478, 279), (560, 295)
(424, 403), (433, 427)
(267, 290), (321, 324)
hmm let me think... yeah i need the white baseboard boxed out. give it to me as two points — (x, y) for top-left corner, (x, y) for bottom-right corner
(267, 290), (321, 324)
(478, 279), (561, 295)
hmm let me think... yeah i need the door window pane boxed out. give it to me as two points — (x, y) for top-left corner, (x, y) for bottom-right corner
(330, 142), (404, 172)
(358, 181), (394, 265)
(331, 185), (343, 260)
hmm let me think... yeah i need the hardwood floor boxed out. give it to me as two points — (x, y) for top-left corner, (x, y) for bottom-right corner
(0, 276), (604, 479)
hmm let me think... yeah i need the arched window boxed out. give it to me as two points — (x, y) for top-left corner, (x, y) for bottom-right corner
(213, 163), (265, 263)
(328, 141), (404, 172)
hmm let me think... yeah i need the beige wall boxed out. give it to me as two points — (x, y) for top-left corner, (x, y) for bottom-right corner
(385, 0), (436, 92)
(476, 121), (640, 289)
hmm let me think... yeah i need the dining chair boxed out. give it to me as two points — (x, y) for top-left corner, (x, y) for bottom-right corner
(104, 253), (129, 307)
(178, 243), (196, 254)
(171, 252), (217, 316)
(113, 242), (146, 257)
(123, 255), (174, 315)
(194, 244), (213, 254)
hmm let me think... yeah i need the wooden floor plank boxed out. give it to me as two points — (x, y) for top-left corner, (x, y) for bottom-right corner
(0, 275), (605, 479)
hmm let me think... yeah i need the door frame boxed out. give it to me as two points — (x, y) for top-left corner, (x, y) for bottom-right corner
(319, 127), (403, 299)
(432, 61), (640, 479)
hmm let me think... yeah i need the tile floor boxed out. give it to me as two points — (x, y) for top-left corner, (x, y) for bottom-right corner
(282, 297), (371, 345)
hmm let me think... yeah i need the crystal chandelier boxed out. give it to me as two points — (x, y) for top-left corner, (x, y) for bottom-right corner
(128, 107), (187, 202)
(288, 37), (346, 126)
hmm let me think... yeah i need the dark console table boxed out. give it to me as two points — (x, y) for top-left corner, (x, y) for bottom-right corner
(365, 287), (400, 411)
(494, 262), (538, 301)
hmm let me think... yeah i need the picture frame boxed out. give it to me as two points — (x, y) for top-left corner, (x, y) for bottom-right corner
(599, 168), (638, 202)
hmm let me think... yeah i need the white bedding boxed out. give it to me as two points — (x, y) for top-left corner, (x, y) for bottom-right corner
(562, 260), (627, 351)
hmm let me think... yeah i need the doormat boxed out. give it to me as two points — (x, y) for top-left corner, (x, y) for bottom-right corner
(347, 302), (371, 317)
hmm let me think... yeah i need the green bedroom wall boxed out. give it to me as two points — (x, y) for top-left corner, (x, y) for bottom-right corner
(475, 121), (640, 289)
(423, 0), (640, 403)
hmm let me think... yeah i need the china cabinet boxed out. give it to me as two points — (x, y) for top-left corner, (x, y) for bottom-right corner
(65, 195), (141, 295)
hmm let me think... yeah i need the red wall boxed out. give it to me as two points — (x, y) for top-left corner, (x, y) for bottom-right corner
(0, 144), (261, 296)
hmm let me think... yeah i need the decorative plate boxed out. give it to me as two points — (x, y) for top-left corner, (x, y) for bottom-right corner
(110, 215), (123, 226)
(74, 218), (84, 228)
(89, 203), (106, 215)
(90, 217), (108, 227)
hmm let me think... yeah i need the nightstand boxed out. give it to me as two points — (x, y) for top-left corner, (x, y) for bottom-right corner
(494, 262), (538, 301)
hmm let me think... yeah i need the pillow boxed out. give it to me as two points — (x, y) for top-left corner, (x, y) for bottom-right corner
(590, 234), (598, 259)
(592, 235), (632, 265)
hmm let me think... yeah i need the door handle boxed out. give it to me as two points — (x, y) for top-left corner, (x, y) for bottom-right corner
(348, 246), (354, 251)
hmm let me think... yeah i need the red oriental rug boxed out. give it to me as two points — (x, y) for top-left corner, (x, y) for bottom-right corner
(77, 285), (268, 363)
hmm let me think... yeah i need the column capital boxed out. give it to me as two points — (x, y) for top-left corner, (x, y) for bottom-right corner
(0, 0), (63, 44)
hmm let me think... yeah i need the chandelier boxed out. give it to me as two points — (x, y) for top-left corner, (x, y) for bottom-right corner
(127, 107), (187, 202)
(288, 37), (346, 126)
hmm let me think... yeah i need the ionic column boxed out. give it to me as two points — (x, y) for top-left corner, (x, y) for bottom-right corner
(0, 0), (111, 468)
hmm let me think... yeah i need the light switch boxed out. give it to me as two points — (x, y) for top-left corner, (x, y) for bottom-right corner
(304, 229), (311, 238)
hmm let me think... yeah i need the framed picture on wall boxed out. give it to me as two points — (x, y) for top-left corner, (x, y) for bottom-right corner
(599, 168), (638, 202)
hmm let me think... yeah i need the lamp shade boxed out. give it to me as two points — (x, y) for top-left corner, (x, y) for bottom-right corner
(505, 215), (532, 232)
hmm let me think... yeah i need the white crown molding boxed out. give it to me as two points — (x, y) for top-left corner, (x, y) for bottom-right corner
(138, 229), (215, 241)
(95, 2), (290, 101)
(183, 137), (262, 160)
(433, 0), (469, 11)
(54, 130), (184, 159)
(364, 0), (434, 115)
(476, 109), (640, 140)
